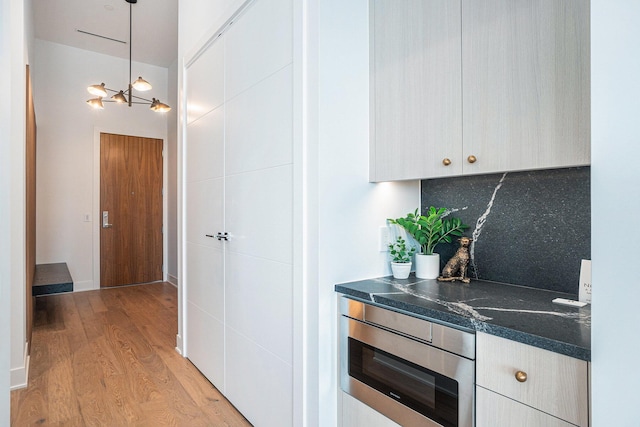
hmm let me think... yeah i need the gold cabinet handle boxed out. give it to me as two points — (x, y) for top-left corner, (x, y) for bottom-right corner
(515, 371), (527, 383)
(442, 158), (452, 166)
(467, 155), (477, 164)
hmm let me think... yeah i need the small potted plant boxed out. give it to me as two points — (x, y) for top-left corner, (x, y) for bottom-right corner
(389, 207), (468, 279)
(388, 236), (416, 279)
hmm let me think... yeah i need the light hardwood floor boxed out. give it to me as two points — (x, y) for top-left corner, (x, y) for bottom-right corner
(11, 282), (251, 426)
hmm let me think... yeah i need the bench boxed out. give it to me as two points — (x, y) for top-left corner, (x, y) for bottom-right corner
(33, 263), (74, 296)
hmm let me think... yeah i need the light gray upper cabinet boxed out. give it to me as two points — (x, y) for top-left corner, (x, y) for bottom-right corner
(462, 0), (590, 175)
(370, 0), (462, 182)
(370, 0), (590, 182)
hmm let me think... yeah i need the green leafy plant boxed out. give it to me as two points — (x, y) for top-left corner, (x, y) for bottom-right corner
(389, 207), (469, 255)
(388, 236), (416, 263)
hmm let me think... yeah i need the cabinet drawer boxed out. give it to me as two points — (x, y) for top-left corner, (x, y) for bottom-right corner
(476, 386), (576, 427)
(476, 332), (588, 426)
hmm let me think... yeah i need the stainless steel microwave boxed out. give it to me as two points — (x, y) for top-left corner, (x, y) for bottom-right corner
(340, 298), (475, 427)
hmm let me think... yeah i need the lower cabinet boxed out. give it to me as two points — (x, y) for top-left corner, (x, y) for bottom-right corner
(476, 332), (589, 427)
(476, 387), (576, 427)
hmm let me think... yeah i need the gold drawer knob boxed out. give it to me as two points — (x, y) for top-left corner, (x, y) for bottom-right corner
(442, 158), (452, 166)
(515, 371), (527, 383)
(467, 155), (477, 164)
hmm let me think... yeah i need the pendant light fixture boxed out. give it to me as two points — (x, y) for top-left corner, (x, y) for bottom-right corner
(85, 0), (170, 112)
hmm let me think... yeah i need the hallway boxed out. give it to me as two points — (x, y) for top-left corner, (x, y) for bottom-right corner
(11, 283), (250, 426)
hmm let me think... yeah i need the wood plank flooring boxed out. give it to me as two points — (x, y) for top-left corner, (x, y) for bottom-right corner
(11, 283), (251, 426)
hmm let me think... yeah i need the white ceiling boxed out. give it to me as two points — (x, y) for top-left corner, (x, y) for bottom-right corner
(34, 0), (178, 68)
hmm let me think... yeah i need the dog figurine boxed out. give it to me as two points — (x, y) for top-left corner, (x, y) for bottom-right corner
(438, 237), (472, 284)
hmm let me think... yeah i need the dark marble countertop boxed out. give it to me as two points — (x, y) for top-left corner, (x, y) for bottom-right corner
(335, 275), (591, 361)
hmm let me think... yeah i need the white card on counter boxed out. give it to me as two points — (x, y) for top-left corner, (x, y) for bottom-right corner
(579, 259), (592, 303)
(552, 298), (588, 308)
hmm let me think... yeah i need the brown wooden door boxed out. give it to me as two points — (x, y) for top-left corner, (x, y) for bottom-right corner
(100, 133), (163, 287)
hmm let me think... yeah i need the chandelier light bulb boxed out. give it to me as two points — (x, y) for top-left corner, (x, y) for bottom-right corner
(111, 90), (127, 103)
(87, 83), (107, 97)
(155, 102), (171, 113)
(86, 98), (104, 109)
(150, 98), (171, 112)
(132, 76), (152, 91)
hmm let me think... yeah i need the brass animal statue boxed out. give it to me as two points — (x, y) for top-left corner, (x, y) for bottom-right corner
(438, 237), (472, 284)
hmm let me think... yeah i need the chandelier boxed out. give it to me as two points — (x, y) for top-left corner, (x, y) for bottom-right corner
(85, 0), (171, 112)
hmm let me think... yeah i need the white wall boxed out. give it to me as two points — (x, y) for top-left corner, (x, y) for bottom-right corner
(167, 59), (178, 285)
(2, 0), (33, 404)
(32, 39), (169, 291)
(0, 56), (9, 420)
(24, 0), (34, 66)
(315, 1), (419, 425)
(591, 1), (640, 424)
(8, 0), (28, 393)
(1, 0), (22, 414)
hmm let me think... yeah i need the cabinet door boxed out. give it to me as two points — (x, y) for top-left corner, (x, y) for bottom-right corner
(462, 0), (590, 175)
(476, 332), (589, 426)
(370, 0), (462, 182)
(476, 386), (576, 427)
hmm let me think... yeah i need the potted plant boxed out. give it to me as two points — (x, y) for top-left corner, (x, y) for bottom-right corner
(388, 236), (416, 279)
(389, 207), (468, 279)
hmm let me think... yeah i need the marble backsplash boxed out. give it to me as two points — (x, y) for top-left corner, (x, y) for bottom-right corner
(421, 167), (590, 295)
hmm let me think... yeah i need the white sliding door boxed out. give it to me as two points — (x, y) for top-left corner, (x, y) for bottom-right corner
(184, 0), (295, 425)
(184, 40), (226, 390)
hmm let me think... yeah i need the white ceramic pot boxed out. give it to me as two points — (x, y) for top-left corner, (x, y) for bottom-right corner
(391, 262), (412, 279)
(415, 253), (440, 279)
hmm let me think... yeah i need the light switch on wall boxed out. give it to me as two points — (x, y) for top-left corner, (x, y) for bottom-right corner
(83, 214), (91, 222)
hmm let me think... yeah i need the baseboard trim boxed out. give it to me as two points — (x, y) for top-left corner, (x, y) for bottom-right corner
(167, 274), (178, 287)
(73, 280), (96, 292)
(10, 342), (29, 390)
(175, 334), (183, 355)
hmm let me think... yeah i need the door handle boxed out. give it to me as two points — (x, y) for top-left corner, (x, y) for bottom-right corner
(102, 211), (113, 228)
(206, 233), (228, 241)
